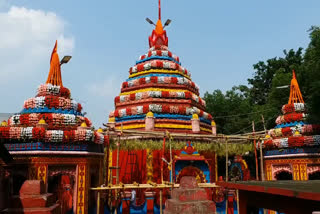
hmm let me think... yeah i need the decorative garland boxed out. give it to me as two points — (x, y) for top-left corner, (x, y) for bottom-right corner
(0, 126), (105, 144)
(112, 104), (212, 120)
(129, 60), (190, 77)
(115, 90), (205, 107)
(276, 112), (306, 124)
(268, 124), (320, 137)
(122, 76), (199, 93)
(8, 113), (91, 129)
(261, 135), (320, 149)
(108, 139), (253, 156)
(37, 84), (71, 98)
(282, 103), (305, 114)
(24, 96), (82, 112)
(129, 69), (190, 79)
(138, 50), (179, 63)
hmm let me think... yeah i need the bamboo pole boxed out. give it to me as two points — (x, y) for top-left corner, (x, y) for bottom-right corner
(225, 138), (228, 182)
(160, 190), (163, 214)
(259, 140), (265, 181)
(236, 189), (240, 214)
(97, 191), (100, 214)
(252, 121), (259, 180)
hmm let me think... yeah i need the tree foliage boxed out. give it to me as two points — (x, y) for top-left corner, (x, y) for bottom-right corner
(204, 26), (320, 135)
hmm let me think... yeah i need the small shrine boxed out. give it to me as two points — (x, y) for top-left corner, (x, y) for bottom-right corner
(260, 71), (320, 180)
(0, 41), (107, 213)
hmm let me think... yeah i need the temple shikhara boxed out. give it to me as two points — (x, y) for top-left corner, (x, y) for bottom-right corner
(0, 41), (107, 213)
(261, 71), (320, 180)
(1, 0), (320, 214)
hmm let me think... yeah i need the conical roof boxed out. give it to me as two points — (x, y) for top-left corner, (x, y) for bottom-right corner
(0, 41), (106, 146)
(262, 71), (320, 149)
(108, 17), (213, 134)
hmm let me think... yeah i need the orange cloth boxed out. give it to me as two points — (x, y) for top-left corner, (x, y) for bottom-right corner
(46, 40), (63, 86)
(288, 70), (304, 104)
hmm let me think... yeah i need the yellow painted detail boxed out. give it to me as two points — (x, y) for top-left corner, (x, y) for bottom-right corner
(192, 114), (199, 119)
(129, 69), (190, 79)
(146, 111), (154, 117)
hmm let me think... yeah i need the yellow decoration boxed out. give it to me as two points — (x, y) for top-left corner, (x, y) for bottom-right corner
(1, 120), (8, 127)
(200, 127), (212, 133)
(97, 128), (103, 133)
(265, 134), (271, 139)
(129, 69), (190, 79)
(38, 118), (46, 125)
(155, 19), (164, 34)
(81, 122), (87, 127)
(108, 117), (115, 123)
(116, 124), (145, 130)
(192, 114), (199, 119)
(146, 111), (154, 117)
(155, 124), (192, 129)
(211, 120), (216, 126)
(120, 87), (189, 96)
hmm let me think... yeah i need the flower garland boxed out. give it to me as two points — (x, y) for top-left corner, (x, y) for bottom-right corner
(37, 84), (71, 98)
(282, 103), (305, 114)
(115, 90), (205, 107)
(261, 135), (320, 149)
(24, 96), (82, 112)
(129, 69), (190, 79)
(276, 112), (306, 124)
(122, 76), (199, 93)
(268, 124), (320, 137)
(8, 113), (92, 129)
(113, 104), (212, 120)
(0, 126), (105, 144)
(138, 50), (179, 63)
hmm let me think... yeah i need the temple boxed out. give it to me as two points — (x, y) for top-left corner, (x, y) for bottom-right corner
(0, 41), (107, 213)
(104, 1), (218, 212)
(261, 71), (320, 180)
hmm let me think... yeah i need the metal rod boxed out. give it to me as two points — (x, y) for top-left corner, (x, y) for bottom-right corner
(259, 140), (265, 181)
(159, 0), (161, 20)
(97, 191), (100, 214)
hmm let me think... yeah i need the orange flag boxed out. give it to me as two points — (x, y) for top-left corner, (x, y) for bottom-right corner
(46, 40), (63, 86)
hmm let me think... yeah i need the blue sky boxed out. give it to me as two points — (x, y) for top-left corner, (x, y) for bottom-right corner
(0, 0), (319, 127)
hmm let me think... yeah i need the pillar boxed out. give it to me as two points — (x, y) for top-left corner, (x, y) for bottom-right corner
(145, 191), (156, 213)
(191, 114), (200, 133)
(293, 163), (300, 180)
(76, 163), (89, 214)
(211, 120), (216, 136)
(121, 191), (132, 214)
(299, 163), (308, 180)
(145, 112), (155, 131)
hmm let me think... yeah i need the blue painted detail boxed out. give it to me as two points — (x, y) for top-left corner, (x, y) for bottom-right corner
(229, 162), (244, 180)
(136, 56), (181, 65)
(127, 74), (184, 82)
(20, 107), (83, 116)
(275, 121), (305, 128)
(174, 160), (210, 183)
(264, 147), (320, 156)
(4, 142), (88, 152)
(115, 114), (211, 125)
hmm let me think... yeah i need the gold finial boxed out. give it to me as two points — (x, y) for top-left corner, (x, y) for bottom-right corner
(97, 128), (103, 133)
(192, 114), (199, 119)
(1, 120), (8, 127)
(146, 111), (154, 117)
(38, 118), (46, 125)
(211, 120), (216, 126)
(108, 117), (115, 123)
(81, 122), (87, 128)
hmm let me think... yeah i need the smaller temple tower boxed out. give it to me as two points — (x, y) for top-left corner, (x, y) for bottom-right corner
(260, 71), (320, 180)
(0, 41), (107, 213)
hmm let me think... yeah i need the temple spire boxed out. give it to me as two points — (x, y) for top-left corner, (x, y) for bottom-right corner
(288, 70), (304, 104)
(46, 40), (63, 86)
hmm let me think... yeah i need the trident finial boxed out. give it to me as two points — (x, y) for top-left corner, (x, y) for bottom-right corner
(159, 0), (161, 20)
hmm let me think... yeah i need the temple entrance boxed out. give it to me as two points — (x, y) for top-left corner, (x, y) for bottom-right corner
(275, 171), (293, 180)
(176, 166), (207, 183)
(48, 174), (75, 214)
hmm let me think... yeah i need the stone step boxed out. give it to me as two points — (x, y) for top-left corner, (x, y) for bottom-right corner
(3, 204), (60, 214)
(10, 193), (56, 209)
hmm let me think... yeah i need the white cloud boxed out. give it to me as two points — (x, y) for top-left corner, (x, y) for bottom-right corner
(0, 6), (74, 83)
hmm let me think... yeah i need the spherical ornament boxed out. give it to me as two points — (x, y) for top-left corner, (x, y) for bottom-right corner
(192, 114), (199, 119)
(211, 120), (216, 126)
(146, 111), (154, 117)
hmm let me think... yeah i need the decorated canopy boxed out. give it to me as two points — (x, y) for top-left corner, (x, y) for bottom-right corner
(108, 16), (214, 134)
(0, 41), (106, 147)
(261, 71), (320, 149)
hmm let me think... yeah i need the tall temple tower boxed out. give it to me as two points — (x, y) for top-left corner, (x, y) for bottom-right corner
(0, 41), (107, 213)
(105, 1), (217, 212)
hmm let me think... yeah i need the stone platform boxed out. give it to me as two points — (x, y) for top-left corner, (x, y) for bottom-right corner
(164, 176), (215, 214)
